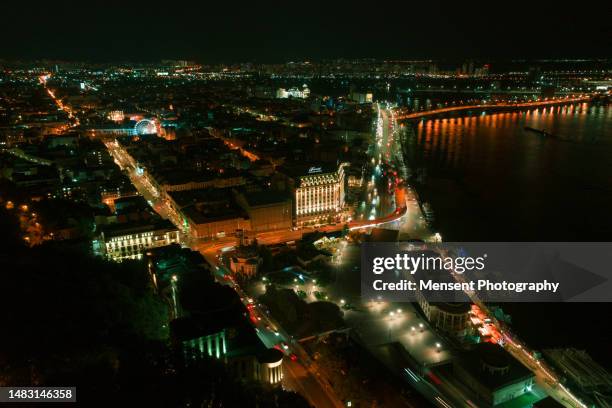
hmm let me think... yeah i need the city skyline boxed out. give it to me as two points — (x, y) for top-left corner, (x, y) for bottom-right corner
(1, 5), (611, 407)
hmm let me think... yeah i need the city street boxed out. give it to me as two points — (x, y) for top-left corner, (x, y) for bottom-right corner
(371, 105), (588, 407)
(102, 98), (591, 408)
(283, 359), (341, 408)
(4, 7), (609, 407)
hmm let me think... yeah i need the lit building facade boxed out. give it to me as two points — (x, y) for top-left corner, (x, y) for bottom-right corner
(292, 164), (346, 226)
(100, 189), (138, 212)
(183, 329), (228, 360)
(107, 110), (124, 122)
(173, 317), (284, 387)
(256, 349), (284, 385)
(228, 348), (284, 386)
(184, 207), (251, 239)
(229, 245), (262, 277)
(347, 174), (364, 188)
(166, 188), (251, 239)
(276, 85), (310, 99)
(418, 300), (471, 337)
(349, 91), (373, 104)
(99, 220), (180, 261)
(415, 269), (472, 337)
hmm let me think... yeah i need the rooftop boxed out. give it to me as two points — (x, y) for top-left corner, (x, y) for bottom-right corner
(242, 190), (290, 207)
(279, 162), (339, 179)
(168, 187), (231, 208)
(183, 202), (246, 224)
(99, 218), (177, 238)
(434, 302), (472, 314)
(154, 168), (243, 186)
(457, 342), (533, 391)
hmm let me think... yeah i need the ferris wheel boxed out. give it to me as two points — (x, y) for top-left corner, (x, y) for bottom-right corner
(134, 119), (157, 135)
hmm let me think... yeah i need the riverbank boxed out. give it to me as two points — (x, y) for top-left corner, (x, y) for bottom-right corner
(403, 103), (612, 367)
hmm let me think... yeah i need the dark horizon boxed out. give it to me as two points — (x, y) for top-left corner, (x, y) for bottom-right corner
(1, 0), (610, 63)
(1, 56), (610, 65)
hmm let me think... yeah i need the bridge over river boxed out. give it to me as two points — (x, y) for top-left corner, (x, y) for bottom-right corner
(394, 96), (592, 121)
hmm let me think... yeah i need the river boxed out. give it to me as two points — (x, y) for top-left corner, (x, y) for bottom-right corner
(401, 102), (612, 367)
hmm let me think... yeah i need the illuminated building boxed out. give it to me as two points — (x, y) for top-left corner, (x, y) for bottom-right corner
(474, 64), (490, 77)
(155, 170), (246, 195)
(182, 328), (227, 360)
(419, 302), (471, 336)
(184, 206), (250, 239)
(276, 84), (310, 99)
(280, 163), (346, 226)
(166, 188), (251, 239)
(230, 255), (260, 277)
(100, 189), (138, 212)
(348, 91), (373, 104)
(415, 266), (472, 336)
(161, 59), (193, 67)
(347, 174), (363, 188)
(229, 245), (261, 277)
(172, 313), (284, 386)
(98, 219), (180, 261)
(454, 343), (535, 407)
(107, 110), (124, 122)
(93, 116), (159, 136)
(251, 349), (284, 386)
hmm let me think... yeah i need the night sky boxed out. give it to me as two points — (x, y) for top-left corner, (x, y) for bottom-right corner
(1, 0), (610, 62)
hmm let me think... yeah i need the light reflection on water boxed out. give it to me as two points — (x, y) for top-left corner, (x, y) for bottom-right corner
(388, 104), (612, 365)
(404, 104), (612, 241)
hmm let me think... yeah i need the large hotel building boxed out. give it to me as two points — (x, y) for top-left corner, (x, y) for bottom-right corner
(277, 163), (346, 226)
(97, 219), (180, 261)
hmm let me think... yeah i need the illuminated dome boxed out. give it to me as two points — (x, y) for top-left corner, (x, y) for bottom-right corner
(134, 119), (157, 135)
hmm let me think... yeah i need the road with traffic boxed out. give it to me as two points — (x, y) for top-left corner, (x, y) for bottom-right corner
(95, 92), (591, 408)
(45, 71), (597, 408)
(104, 138), (345, 408)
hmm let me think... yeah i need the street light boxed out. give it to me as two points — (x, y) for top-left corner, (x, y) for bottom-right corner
(436, 342), (442, 352)
(419, 323), (424, 332)
(171, 275), (179, 318)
